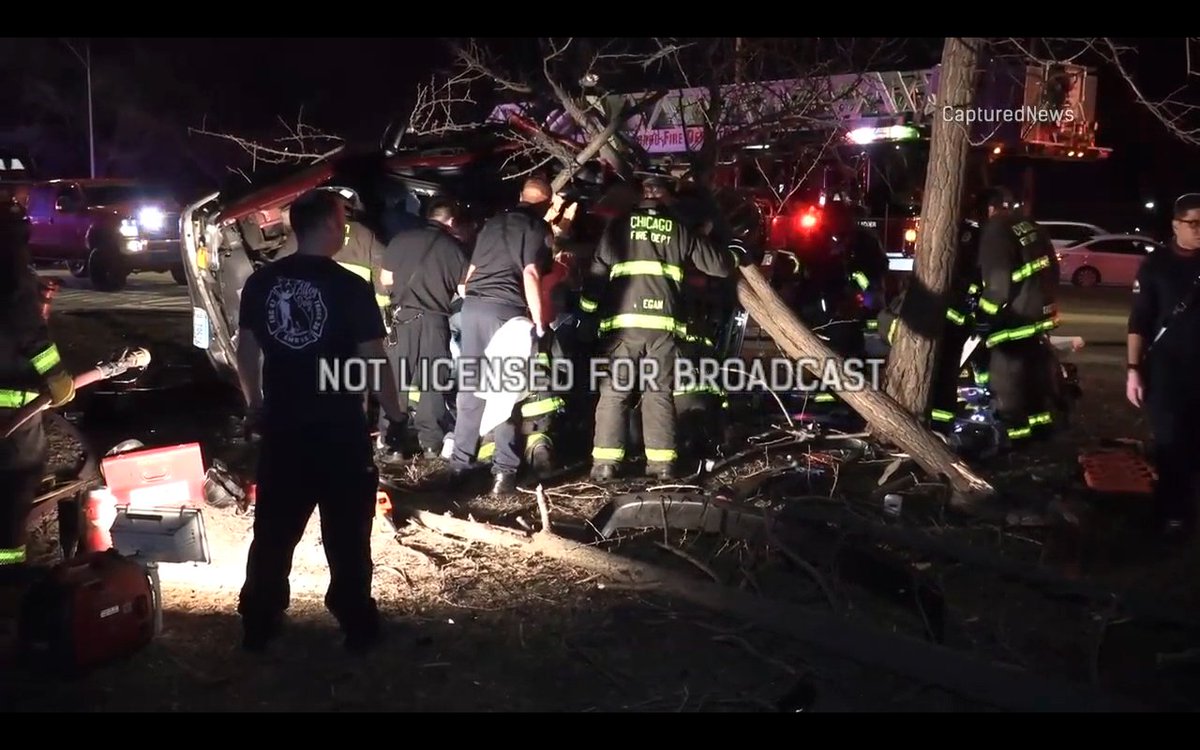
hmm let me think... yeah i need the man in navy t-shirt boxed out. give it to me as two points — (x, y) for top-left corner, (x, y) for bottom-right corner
(235, 188), (406, 654)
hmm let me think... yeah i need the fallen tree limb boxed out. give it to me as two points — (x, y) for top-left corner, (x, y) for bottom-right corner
(407, 507), (1146, 712)
(735, 266), (994, 509)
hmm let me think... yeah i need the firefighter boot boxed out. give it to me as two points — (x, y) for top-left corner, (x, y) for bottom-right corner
(590, 463), (618, 482)
(526, 434), (555, 477)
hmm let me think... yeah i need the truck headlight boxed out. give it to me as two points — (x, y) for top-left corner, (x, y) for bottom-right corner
(119, 219), (139, 238)
(138, 206), (166, 232)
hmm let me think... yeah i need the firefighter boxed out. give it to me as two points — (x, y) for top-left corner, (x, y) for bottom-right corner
(0, 198), (75, 584)
(583, 172), (739, 481)
(829, 202), (889, 340)
(973, 187), (1061, 446)
(338, 216), (391, 312)
(674, 183), (736, 464)
(477, 248), (575, 475)
(450, 178), (557, 495)
(674, 280), (730, 464)
(235, 190), (407, 654)
(1127, 192), (1200, 537)
(876, 217), (982, 435)
(378, 196), (468, 460)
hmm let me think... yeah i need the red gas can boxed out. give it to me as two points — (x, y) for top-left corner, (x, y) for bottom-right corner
(19, 550), (156, 673)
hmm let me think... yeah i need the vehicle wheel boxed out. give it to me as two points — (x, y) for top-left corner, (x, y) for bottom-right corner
(87, 244), (129, 292)
(170, 264), (188, 285)
(1072, 266), (1100, 287)
(67, 259), (88, 278)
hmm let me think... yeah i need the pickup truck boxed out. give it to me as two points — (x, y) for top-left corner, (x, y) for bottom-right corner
(25, 178), (185, 291)
(0, 150), (35, 206)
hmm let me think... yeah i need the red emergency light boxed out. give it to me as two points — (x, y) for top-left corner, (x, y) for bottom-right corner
(768, 203), (823, 250)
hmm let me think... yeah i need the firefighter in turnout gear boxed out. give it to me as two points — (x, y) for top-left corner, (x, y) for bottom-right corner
(829, 202), (889, 340)
(584, 173), (737, 481)
(339, 219), (391, 312)
(973, 187), (1062, 445)
(674, 279), (730, 464)
(0, 198), (75, 581)
(670, 177), (736, 465)
(877, 218), (984, 435)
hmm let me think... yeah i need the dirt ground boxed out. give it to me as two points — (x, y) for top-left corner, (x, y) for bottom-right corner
(6, 311), (1200, 712)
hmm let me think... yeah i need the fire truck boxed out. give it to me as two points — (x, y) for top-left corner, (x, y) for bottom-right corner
(493, 60), (1111, 275)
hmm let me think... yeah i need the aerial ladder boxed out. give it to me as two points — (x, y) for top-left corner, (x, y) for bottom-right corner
(490, 61), (1109, 161)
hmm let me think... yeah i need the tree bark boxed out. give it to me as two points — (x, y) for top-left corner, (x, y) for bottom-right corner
(884, 37), (984, 417)
(736, 265), (994, 506)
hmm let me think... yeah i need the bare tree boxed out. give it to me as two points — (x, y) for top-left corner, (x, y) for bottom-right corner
(435, 38), (678, 190)
(190, 108), (345, 176)
(884, 38), (984, 419)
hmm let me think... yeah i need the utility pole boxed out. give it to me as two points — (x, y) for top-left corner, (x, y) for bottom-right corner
(62, 39), (96, 178)
(86, 42), (94, 178)
(734, 37), (744, 84)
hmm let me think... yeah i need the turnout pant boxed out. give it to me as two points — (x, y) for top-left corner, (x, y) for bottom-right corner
(1146, 362), (1200, 525)
(987, 336), (1059, 443)
(450, 298), (524, 476)
(593, 331), (678, 471)
(929, 322), (972, 434)
(0, 417), (47, 573)
(878, 305), (969, 431)
(382, 311), (455, 452)
(238, 430), (379, 634)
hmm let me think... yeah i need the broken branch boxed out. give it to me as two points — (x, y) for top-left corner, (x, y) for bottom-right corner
(735, 265), (995, 508)
(406, 506), (1145, 712)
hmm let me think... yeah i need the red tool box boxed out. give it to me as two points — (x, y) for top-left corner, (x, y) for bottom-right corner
(100, 442), (205, 508)
(92, 442), (211, 564)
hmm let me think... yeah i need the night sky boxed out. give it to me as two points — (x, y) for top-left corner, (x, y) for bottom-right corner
(5, 37), (1199, 233)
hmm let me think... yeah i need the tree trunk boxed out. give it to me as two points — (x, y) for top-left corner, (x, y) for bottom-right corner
(737, 265), (994, 507)
(884, 37), (983, 417)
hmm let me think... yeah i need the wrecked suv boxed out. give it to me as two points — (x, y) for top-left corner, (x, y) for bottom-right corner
(182, 127), (578, 386)
(182, 124), (767, 391)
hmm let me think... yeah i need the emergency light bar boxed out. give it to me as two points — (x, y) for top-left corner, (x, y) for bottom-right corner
(847, 125), (920, 144)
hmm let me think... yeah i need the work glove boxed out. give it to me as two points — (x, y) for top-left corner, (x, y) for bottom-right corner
(45, 371), (75, 407)
(728, 238), (753, 267)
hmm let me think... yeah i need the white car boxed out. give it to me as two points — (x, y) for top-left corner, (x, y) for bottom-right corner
(1056, 234), (1164, 287)
(1039, 221), (1110, 250)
